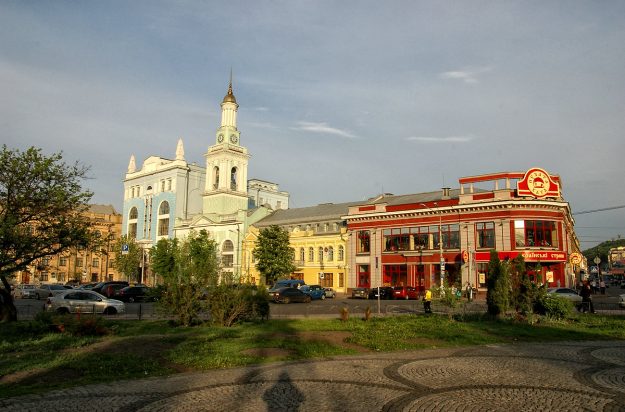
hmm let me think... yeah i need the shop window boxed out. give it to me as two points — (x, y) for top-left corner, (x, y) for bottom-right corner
(477, 263), (489, 288)
(357, 264), (370, 288)
(384, 264), (407, 286)
(476, 222), (496, 249)
(357, 230), (370, 254)
(515, 220), (558, 248)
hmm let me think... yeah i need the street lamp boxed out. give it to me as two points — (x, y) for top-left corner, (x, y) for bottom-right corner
(420, 202), (444, 288)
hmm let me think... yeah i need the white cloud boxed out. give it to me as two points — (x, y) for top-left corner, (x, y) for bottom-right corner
(292, 122), (357, 139)
(406, 135), (475, 143)
(440, 67), (492, 84)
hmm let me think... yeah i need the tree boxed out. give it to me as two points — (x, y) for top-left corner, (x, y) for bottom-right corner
(151, 231), (220, 326)
(486, 250), (511, 317)
(112, 235), (143, 283)
(253, 225), (296, 285)
(0, 146), (95, 321)
(510, 254), (532, 315)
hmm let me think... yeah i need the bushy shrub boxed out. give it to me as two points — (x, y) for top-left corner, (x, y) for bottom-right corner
(534, 293), (573, 320)
(207, 284), (270, 327)
(33, 312), (111, 336)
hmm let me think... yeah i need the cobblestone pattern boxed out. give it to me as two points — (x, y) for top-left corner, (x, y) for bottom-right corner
(1, 341), (624, 411)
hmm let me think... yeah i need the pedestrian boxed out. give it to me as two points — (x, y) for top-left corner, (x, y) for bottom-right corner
(590, 279), (597, 294)
(423, 289), (432, 314)
(579, 282), (595, 313)
(465, 281), (473, 302)
(600, 279), (606, 295)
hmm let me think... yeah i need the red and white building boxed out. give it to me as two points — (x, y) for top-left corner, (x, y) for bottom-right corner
(344, 168), (581, 293)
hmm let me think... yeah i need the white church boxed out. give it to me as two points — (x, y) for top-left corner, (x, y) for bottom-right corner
(122, 79), (289, 283)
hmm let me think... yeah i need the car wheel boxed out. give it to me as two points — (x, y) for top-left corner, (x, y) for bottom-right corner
(128, 297), (135, 303)
(103, 307), (117, 315)
(305, 296), (312, 303)
(282, 297), (290, 304)
(56, 307), (69, 315)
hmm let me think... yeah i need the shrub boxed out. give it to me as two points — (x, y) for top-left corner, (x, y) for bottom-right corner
(207, 284), (270, 327)
(534, 293), (573, 320)
(33, 312), (111, 336)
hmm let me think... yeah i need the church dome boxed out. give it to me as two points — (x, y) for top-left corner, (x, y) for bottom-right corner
(223, 83), (237, 104)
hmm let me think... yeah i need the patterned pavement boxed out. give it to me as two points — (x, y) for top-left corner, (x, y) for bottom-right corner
(1, 340), (624, 411)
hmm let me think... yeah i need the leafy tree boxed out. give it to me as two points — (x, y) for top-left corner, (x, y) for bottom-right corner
(112, 235), (143, 283)
(510, 254), (532, 315)
(253, 225), (296, 285)
(151, 230), (219, 326)
(486, 250), (511, 317)
(0, 146), (95, 322)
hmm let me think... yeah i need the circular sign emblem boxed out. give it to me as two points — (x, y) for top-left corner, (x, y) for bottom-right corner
(569, 252), (582, 265)
(527, 169), (551, 198)
(462, 250), (469, 263)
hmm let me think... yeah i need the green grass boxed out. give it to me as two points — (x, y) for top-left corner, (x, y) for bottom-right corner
(1, 312), (624, 398)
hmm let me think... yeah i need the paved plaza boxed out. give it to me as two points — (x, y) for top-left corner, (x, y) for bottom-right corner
(1, 340), (624, 411)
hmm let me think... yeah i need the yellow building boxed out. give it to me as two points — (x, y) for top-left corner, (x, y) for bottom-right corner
(18, 205), (122, 285)
(244, 201), (361, 294)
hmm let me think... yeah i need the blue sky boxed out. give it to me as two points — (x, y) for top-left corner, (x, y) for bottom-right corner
(1, 1), (624, 249)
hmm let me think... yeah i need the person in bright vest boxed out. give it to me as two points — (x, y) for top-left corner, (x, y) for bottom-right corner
(423, 289), (432, 314)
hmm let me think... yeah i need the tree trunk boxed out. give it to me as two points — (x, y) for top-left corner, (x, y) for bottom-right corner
(0, 283), (18, 322)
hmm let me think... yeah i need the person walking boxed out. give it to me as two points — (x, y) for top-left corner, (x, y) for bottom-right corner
(579, 282), (595, 313)
(600, 279), (606, 295)
(423, 289), (432, 314)
(465, 281), (473, 302)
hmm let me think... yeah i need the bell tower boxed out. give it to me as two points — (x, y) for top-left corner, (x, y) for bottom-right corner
(203, 77), (250, 216)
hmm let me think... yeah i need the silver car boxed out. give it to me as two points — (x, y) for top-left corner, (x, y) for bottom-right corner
(12, 284), (37, 299)
(46, 290), (125, 315)
(33, 284), (69, 300)
(547, 287), (582, 308)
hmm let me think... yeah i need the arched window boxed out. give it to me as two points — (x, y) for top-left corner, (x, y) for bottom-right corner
(327, 246), (334, 261)
(213, 166), (219, 189)
(308, 247), (314, 262)
(159, 201), (170, 215)
(318, 247), (324, 262)
(128, 207), (138, 239)
(338, 245), (344, 261)
(231, 167), (238, 190)
(222, 240), (234, 252)
(299, 247), (305, 262)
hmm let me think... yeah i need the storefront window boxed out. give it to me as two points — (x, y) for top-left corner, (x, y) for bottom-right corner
(383, 228), (410, 251)
(515, 220), (558, 248)
(476, 222), (495, 249)
(383, 264), (407, 285)
(357, 264), (370, 288)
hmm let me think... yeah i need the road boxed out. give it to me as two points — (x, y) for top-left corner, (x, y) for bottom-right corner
(13, 286), (624, 320)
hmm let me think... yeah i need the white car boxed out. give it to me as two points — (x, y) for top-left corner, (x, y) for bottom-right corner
(46, 290), (125, 315)
(12, 284), (37, 299)
(546, 287), (583, 307)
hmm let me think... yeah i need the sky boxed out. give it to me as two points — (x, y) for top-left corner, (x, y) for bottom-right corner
(1, 1), (624, 249)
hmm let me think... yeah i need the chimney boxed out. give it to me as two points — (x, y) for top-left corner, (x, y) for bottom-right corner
(442, 187), (451, 200)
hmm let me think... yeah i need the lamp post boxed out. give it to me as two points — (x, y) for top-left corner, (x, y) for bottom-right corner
(420, 202), (444, 288)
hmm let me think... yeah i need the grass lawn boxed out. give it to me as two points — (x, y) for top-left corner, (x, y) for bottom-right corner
(1, 312), (624, 398)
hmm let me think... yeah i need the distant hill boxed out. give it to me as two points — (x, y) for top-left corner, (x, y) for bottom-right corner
(582, 239), (625, 266)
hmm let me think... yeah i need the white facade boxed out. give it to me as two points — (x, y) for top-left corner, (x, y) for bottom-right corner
(248, 179), (290, 210)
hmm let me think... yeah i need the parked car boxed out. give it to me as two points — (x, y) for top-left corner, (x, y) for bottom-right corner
(46, 290), (125, 315)
(33, 284), (69, 300)
(91, 281), (130, 297)
(351, 287), (369, 299)
(12, 284), (37, 299)
(368, 286), (394, 300)
(114, 285), (156, 303)
(547, 288), (582, 308)
(77, 282), (99, 290)
(393, 286), (419, 300)
(272, 279), (306, 289)
(268, 287), (311, 304)
(300, 285), (326, 300)
(324, 287), (336, 298)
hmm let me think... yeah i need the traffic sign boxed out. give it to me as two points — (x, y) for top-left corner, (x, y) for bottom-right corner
(593, 256), (601, 265)
(121, 244), (129, 255)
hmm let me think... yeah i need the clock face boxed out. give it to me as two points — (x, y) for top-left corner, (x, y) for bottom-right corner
(217, 134), (224, 143)
(230, 134), (238, 144)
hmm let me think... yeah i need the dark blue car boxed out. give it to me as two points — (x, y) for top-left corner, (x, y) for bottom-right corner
(300, 284), (327, 300)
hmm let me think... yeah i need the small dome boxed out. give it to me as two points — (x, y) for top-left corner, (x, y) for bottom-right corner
(222, 83), (237, 104)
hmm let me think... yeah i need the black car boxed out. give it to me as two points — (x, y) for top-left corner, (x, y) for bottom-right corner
(268, 287), (312, 304)
(114, 285), (155, 303)
(91, 281), (129, 297)
(368, 286), (394, 300)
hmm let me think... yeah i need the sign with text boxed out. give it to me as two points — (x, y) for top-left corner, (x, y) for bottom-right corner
(474, 250), (566, 262)
(517, 167), (560, 199)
